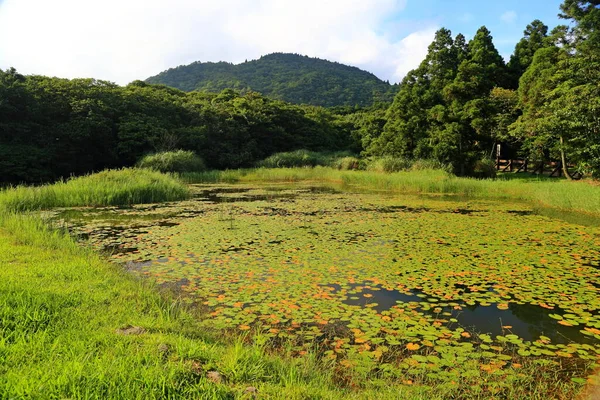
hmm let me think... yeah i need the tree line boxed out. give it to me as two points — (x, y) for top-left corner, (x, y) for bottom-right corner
(0, 75), (352, 184)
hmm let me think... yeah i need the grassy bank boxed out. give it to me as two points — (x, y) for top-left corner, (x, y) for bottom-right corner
(182, 167), (600, 215)
(0, 168), (190, 212)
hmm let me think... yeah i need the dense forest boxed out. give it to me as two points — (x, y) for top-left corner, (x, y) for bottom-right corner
(145, 53), (397, 107)
(0, 76), (353, 184)
(1, 0), (598, 184)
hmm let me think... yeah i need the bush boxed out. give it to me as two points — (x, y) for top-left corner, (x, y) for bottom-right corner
(137, 150), (206, 173)
(366, 157), (413, 173)
(472, 158), (497, 179)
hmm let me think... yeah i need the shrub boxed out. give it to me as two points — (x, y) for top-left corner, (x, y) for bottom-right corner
(137, 150), (206, 173)
(472, 158), (497, 179)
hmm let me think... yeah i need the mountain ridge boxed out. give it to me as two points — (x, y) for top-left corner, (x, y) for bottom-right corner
(145, 52), (397, 107)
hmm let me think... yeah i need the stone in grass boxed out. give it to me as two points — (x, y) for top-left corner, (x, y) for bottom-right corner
(244, 387), (258, 397)
(207, 371), (223, 384)
(116, 325), (146, 335)
(158, 343), (170, 355)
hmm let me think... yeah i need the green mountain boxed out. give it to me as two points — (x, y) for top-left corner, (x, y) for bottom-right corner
(145, 53), (397, 107)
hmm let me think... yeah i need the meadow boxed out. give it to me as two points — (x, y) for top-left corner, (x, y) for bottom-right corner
(1, 168), (600, 399)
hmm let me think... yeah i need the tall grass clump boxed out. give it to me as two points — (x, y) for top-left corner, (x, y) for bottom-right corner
(332, 156), (363, 170)
(0, 168), (190, 212)
(256, 150), (329, 168)
(137, 150), (206, 173)
(366, 156), (413, 172)
(256, 150), (357, 169)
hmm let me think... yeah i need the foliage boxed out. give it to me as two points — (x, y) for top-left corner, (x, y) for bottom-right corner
(0, 169), (190, 212)
(145, 53), (398, 107)
(137, 150), (206, 173)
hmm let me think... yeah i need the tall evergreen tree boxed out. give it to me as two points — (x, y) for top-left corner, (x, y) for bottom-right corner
(507, 20), (549, 88)
(435, 27), (507, 175)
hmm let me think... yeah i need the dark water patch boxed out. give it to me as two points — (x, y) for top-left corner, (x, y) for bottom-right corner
(326, 283), (596, 344)
(358, 205), (429, 214)
(157, 221), (179, 227)
(451, 208), (481, 215)
(301, 186), (342, 195)
(453, 303), (592, 344)
(195, 187), (297, 204)
(324, 283), (423, 309)
(507, 210), (534, 216)
(159, 278), (190, 292)
(102, 244), (138, 255)
(579, 255), (600, 270)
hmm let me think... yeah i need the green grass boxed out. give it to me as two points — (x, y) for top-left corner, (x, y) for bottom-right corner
(182, 167), (600, 215)
(0, 168), (190, 212)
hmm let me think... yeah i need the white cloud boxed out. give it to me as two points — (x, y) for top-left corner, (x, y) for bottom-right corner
(0, 0), (436, 85)
(500, 11), (518, 24)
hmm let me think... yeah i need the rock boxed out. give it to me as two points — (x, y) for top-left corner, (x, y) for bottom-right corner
(115, 325), (146, 335)
(207, 370), (222, 384)
(158, 343), (169, 354)
(244, 386), (258, 397)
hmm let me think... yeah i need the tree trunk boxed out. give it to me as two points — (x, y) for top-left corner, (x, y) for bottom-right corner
(559, 135), (573, 180)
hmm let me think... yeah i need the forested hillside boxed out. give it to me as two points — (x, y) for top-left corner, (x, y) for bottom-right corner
(145, 53), (397, 107)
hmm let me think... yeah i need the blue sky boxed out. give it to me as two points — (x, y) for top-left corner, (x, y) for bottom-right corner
(391, 0), (565, 58)
(0, 0), (568, 85)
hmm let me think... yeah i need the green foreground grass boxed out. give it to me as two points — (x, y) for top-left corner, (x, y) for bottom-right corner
(0, 168), (190, 212)
(182, 167), (600, 215)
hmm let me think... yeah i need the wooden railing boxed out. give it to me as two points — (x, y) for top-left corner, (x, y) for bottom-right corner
(495, 159), (582, 179)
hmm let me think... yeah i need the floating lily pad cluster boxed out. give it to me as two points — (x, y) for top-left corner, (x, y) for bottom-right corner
(56, 184), (600, 381)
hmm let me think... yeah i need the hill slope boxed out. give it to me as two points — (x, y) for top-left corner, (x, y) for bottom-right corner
(145, 53), (397, 107)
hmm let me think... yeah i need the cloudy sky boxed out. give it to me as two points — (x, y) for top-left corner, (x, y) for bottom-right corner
(0, 0), (565, 85)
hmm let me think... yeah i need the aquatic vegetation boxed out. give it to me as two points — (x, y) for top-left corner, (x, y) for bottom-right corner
(0, 168), (190, 212)
(181, 168), (600, 215)
(61, 184), (600, 393)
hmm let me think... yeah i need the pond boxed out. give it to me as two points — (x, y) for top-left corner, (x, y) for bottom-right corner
(52, 183), (600, 368)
